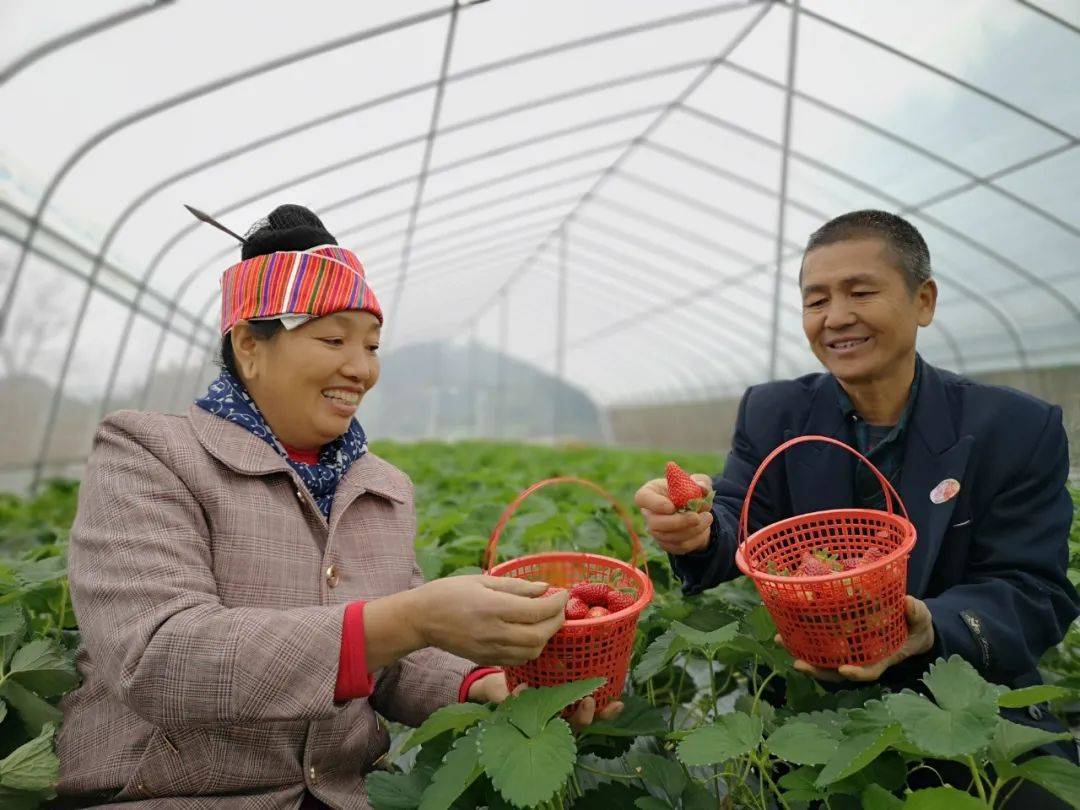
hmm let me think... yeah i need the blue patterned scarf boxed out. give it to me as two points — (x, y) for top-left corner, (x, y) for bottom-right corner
(195, 369), (368, 519)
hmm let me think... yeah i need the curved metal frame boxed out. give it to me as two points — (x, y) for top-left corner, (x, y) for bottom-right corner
(7, 0), (1079, 481)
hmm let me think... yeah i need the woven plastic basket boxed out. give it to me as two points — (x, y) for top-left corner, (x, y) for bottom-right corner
(485, 476), (653, 709)
(734, 435), (917, 668)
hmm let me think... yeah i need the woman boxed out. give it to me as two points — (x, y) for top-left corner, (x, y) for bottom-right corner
(57, 205), (614, 808)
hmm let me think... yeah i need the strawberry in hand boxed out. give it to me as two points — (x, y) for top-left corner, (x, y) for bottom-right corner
(665, 462), (714, 513)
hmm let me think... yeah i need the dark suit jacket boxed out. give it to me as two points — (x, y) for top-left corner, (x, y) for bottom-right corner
(672, 358), (1078, 702)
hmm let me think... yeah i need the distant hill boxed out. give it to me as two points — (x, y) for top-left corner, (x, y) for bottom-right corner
(362, 341), (604, 443)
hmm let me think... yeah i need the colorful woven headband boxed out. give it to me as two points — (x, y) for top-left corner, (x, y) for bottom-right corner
(219, 244), (382, 335)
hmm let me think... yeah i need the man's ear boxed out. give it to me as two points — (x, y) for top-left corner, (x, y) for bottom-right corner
(230, 321), (260, 381)
(916, 279), (938, 328)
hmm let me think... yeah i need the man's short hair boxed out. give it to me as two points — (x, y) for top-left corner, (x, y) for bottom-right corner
(801, 209), (932, 293)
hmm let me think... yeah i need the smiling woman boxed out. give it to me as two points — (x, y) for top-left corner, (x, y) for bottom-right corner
(53, 204), (615, 808)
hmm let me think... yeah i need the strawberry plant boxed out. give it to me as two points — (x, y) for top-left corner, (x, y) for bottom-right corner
(0, 443), (1077, 808)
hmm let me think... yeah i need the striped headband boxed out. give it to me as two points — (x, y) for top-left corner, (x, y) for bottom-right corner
(219, 244), (382, 335)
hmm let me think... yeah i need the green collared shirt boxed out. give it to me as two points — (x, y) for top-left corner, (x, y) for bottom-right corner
(836, 356), (923, 510)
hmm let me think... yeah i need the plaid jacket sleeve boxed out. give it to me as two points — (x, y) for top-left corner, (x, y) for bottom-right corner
(68, 414), (348, 730)
(367, 477), (476, 726)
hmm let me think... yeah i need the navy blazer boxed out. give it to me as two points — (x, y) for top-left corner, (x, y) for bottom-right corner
(672, 358), (1079, 692)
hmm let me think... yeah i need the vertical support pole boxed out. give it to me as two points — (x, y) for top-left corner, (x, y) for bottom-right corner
(496, 290), (508, 439)
(554, 229), (568, 444)
(466, 319), (478, 438)
(767, 0), (800, 381)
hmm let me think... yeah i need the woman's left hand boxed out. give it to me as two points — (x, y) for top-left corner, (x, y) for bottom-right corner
(468, 672), (624, 731)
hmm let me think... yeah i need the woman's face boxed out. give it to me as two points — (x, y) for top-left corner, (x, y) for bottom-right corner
(231, 311), (381, 449)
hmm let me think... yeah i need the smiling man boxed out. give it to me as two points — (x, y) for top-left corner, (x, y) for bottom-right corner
(634, 210), (1079, 796)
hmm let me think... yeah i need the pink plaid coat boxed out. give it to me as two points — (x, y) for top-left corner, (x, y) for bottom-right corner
(57, 407), (474, 808)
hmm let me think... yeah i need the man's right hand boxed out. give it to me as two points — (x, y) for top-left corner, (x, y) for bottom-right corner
(410, 575), (568, 666)
(634, 474), (715, 555)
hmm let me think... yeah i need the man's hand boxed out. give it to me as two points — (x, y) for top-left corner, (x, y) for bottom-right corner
(634, 473), (714, 555)
(777, 596), (935, 683)
(468, 673), (623, 731)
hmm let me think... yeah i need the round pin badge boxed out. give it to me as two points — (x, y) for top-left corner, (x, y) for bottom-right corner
(930, 478), (961, 504)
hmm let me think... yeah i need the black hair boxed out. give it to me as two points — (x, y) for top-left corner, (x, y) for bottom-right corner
(220, 204), (338, 378)
(800, 209), (932, 293)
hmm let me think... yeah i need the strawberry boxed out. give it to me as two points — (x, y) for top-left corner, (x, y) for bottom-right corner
(570, 582), (613, 607)
(606, 590), (636, 612)
(564, 597), (589, 620)
(796, 554), (834, 577)
(840, 558), (862, 572)
(665, 462), (712, 512)
(861, 547), (885, 566)
(586, 606), (610, 619)
(812, 548), (843, 572)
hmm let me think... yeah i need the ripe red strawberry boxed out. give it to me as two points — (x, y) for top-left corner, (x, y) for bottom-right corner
(796, 554), (833, 577)
(586, 606), (610, 619)
(606, 590), (636, 612)
(666, 462), (705, 510)
(861, 547), (885, 566)
(564, 597), (589, 620)
(570, 582), (613, 607)
(840, 557), (862, 572)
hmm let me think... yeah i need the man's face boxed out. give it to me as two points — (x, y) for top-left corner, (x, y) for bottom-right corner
(800, 238), (936, 385)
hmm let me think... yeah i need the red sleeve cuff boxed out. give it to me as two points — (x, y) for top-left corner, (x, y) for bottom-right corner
(335, 600), (375, 701)
(458, 667), (502, 703)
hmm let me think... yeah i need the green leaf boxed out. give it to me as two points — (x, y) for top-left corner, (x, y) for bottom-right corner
(366, 767), (434, 810)
(997, 684), (1073, 708)
(478, 718), (576, 808)
(766, 718), (843, 765)
(921, 656), (1004, 713)
(0, 679), (61, 735)
(419, 726), (484, 810)
(861, 783), (904, 810)
(634, 798), (674, 810)
(670, 620), (738, 656)
(816, 724), (902, 787)
(577, 695), (666, 739)
(778, 765), (827, 804)
(1008, 756), (1080, 809)
(8, 638), (79, 697)
(403, 702), (492, 752)
(885, 690), (997, 758)
(506, 678), (605, 738)
(624, 750), (687, 804)
(571, 783), (650, 808)
(844, 698), (895, 735)
(0, 722), (58, 792)
(988, 717), (1071, 764)
(830, 752), (907, 796)
(676, 712), (763, 766)
(901, 786), (989, 808)
(573, 518), (608, 550)
(0, 606), (26, 665)
(743, 605), (777, 642)
(0, 786), (48, 810)
(634, 627), (688, 683)
(680, 781), (718, 810)
(415, 546), (447, 581)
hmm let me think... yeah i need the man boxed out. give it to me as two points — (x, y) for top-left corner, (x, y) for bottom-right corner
(635, 210), (1079, 790)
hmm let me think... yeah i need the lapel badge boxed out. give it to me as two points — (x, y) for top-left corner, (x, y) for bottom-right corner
(930, 478), (961, 505)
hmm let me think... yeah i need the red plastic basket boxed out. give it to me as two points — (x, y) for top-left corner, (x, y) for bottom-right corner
(485, 477), (654, 709)
(734, 435), (917, 668)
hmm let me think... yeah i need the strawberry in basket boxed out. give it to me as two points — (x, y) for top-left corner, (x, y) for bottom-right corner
(665, 462), (714, 512)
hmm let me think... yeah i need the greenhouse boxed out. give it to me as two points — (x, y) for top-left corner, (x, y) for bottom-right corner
(0, 1), (1078, 808)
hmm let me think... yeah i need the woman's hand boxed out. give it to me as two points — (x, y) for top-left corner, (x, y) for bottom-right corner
(468, 673), (624, 731)
(409, 575), (569, 666)
(778, 596), (935, 683)
(634, 474), (715, 555)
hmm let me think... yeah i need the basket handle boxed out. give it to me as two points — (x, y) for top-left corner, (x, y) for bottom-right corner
(484, 476), (644, 572)
(738, 434), (910, 547)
